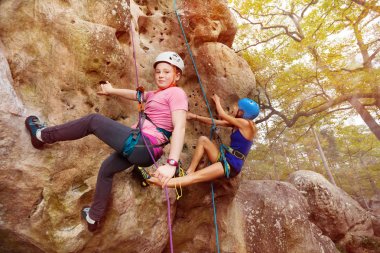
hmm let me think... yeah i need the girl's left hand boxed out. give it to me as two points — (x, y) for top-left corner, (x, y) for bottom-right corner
(153, 164), (176, 187)
(97, 81), (113, 95)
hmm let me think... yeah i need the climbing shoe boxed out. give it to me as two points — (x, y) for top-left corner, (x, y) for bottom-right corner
(25, 115), (45, 149)
(132, 165), (151, 187)
(81, 206), (99, 232)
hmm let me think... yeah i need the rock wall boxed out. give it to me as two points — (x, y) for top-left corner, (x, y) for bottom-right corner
(0, 0), (252, 252)
(288, 170), (379, 253)
(1, 0), (378, 253)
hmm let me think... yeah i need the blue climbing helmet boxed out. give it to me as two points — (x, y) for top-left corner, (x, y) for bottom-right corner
(238, 98), (260, 120)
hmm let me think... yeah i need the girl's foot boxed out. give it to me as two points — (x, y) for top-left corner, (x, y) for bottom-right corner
(81, 206), (99, 232)
(25, 116), (45, 149)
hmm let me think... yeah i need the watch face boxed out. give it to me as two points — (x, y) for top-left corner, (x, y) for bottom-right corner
(167, 159), (177, 166)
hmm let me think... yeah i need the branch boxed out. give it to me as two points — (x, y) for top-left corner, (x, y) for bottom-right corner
(301, 0), (319, 18)
(235, 33), (285, 53)
(351, 0), (380, 14)
(260, 92), (380, 127)
(368, 38), (380, 47)
(230, 7), (304, 42)
(366, 46), (380, 63)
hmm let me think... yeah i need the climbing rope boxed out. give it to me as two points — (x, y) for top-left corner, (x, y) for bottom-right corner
(173, 1), (221, 252)
(128, 16), (175, 253)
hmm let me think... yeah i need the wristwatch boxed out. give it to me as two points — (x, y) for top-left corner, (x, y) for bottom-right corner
(167, 159), (179, 167)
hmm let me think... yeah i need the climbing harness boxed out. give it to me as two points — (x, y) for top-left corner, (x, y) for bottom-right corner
(213, 129), (247, 179)
(217, 144), (246, 179)
(122, 113), (172, 158)
(173, 0), (221, 252)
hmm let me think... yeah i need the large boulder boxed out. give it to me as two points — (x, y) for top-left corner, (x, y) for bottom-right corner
(288, 170), (378, 253)
(0, 43), (24, 116)
(169, 180), (339, 253)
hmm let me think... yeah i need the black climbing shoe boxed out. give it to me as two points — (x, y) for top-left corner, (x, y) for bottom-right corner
(81, 206), (99, 232)
(25, 115), (45, 149)
(132, 165), (151, 187)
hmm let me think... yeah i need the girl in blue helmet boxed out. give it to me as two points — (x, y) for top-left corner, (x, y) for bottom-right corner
(147, 94), (259, 188)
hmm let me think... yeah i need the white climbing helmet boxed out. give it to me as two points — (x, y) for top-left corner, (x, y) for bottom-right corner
(153, 51), (185, 74)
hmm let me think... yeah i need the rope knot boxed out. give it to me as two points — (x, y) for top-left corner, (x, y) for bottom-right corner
(136, 86), (145, 93)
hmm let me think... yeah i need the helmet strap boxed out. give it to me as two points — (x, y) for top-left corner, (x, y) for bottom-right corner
(236, 109), (244, 118)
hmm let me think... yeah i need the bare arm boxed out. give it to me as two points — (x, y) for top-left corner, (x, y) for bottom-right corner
(187, 112), (232, 127)
(212, 94), (256, 139)
(97, 81), (137, 101)
(153, 109), (187, 187)
(212, 94), (248, 130)
(168, 110), (187, 162)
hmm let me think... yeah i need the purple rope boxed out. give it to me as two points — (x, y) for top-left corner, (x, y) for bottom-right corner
(129, 20), (140, 88)
(129, 18), (174, 253)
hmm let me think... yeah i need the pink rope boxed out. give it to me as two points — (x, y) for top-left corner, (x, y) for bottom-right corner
(129, 17), (174, 253)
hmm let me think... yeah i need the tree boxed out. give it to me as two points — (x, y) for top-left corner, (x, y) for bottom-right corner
(228, 0), (380, 139)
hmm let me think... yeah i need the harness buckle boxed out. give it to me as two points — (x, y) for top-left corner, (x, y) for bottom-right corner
(232, 150), (245, 160)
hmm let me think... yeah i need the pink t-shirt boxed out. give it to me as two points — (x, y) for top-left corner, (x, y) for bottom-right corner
(133, 86), (188, 144)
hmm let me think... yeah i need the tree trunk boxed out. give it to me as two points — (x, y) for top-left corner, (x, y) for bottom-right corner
(292, 143), (301, 171)
(375, 86), (380, 109)
(367, 173), (380, 195)
(349, 97), (380, 140)
(281, 140), (294, 171)
(360, 157), (380, 195)
(312, 127), (337, 185)
(271, 155), (280, 181)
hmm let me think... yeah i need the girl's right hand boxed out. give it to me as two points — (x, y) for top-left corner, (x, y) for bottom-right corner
(186, 112), (196, 120)
(97, 81), (113, 95)
(211, 94), (221, 104)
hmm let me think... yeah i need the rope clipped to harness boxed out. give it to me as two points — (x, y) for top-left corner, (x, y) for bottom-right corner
(218, 145), (231, 179)
(136, 86), (145, 112)
(213, 128), (247, 179)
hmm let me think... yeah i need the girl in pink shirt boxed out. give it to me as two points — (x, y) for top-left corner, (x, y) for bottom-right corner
(25, 52), (188, 232)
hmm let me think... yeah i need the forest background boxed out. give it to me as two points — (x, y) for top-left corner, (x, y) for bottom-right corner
(227, 0), (380, 205)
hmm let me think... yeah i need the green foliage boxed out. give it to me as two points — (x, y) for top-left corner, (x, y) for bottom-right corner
(229, 0), (380, 200)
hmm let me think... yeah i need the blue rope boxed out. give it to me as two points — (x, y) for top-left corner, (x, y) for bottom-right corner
(173, 1), (220, 252)
(173, 1), (216, 128)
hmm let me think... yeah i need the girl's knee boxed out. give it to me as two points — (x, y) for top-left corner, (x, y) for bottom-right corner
(198, 135), (210, 144)
(86, 113), (107, 131)
(98, 165), (113, 179)
(98, 159), (119, 179)
(87, 113), (103, 122)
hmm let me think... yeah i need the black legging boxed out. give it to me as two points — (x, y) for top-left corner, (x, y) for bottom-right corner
(41, 113), (156, 221)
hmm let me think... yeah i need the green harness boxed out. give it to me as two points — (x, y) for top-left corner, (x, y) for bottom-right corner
(122, 114), (171, 157)
(217, 138), (246, 178)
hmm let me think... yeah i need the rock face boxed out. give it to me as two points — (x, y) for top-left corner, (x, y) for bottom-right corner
(169, 180), (339, 253)
(1, 0), (377, 253)
(0, 0), (252, 252)
(0, 43), (24, 116)
(235, 180), (339, 253)
(288, 170), (378, 253)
